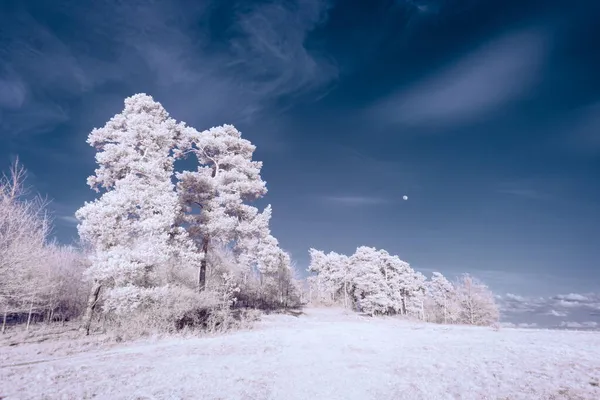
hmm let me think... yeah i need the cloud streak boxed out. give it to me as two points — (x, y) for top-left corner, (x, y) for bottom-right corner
(320, 195), (390, 206)
(371, 28), (548, 128)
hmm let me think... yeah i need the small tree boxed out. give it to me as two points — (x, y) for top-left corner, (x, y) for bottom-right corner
(0, 160), (50, 333)
(455, 273), (499, 326)
(425, 272), (457, 324)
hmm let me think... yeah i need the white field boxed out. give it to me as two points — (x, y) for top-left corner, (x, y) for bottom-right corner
(2, 308), (600, 400)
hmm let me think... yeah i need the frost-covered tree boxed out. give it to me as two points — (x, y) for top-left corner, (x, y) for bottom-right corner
(350, 247), (392, 315)
(377, 251), (423, 316)
(76, 94), (197, 334)
(306, 244), (500, 325)
(38, 244), (88, 323)
(402, 270), (427, 319)
(176, 124), (269, 291)
(308, 246), (424, 315)
(454, 274), (499, 326)
(0, 160), (50, 332)
(425, 272), (457, 324)
(307, 248), (351, 307)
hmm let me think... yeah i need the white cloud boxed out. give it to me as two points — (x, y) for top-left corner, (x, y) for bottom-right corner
(498, 292), (600, 329)
(546, 309), (568, 317)
(505, 293), (526, 302)
(556, 300), (584, 308)
(559, 321), (599, 329)
(500, 322), (538, 329)
(555, 293), (590, 302)
(518, 322), (538, 328)
(371, 28), (548, 128)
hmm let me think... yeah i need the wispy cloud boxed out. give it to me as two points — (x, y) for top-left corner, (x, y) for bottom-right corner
(320, 195), (390, 206)
(370, 28), (548, 128)
(546, 309), (568, 317)
(56, 215), (78, 226)
(494, 180), (552, 200)
(496, 188), (546, 200)
(558, 102), (600, 155)
(0, 0), (338, 139)
(0, 78), (26, 109)
(229, 0), (337, 100)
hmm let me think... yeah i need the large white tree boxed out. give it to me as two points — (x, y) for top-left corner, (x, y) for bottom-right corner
(76, 94), (197, 334)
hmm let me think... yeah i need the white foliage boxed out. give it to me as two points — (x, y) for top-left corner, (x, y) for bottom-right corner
(76, 94), (198, 299)
(308, 246), (499, 326)
(176, 124), (267, 247)
(350, 247), (392, 315)
(425, 272), (458, 324)
(0, 161), (50, 320)
(309, 246), (425, 317)
(455, 274), (499, 326)
(307, 248), (351, 305)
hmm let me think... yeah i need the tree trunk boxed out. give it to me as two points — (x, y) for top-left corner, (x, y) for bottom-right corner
(26, 294), (35, 331)
(198, 238), (209, 292)
(401, 294), (407, 315)
(443, 296), (447, 324)
(80, 280), (102, 336)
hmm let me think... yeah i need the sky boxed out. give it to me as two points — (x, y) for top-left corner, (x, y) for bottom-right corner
(1, 0), (599, 327)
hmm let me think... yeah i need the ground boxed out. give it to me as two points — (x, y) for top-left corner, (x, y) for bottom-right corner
(2, 308), (600, 400)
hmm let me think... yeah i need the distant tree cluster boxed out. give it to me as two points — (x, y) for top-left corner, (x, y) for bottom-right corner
(307, 247), (499, 326)
(0, 162), (87, 333)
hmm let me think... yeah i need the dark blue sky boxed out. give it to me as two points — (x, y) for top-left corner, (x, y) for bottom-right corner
(1, 0), (599, 325)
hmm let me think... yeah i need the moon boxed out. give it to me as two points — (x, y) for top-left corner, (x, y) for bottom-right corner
(402, 195), (408, 201)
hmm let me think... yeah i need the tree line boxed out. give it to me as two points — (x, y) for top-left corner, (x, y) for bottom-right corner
(307, 247), (499, 325)
(0, 93), (499, 338)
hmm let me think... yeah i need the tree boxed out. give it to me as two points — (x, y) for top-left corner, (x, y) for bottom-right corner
(378, 250), (420, 316)
(0, 160), (49, 333)
(349, 247), (392, 315)
(455, 273), (499, 326)
(307, 248), (351, 307)
(425, 272), (457, 324)
(176, 124), (268, 291)
(76, 94), (197, 334)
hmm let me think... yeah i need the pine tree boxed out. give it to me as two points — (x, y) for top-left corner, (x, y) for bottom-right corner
(76, 94), (197, 334)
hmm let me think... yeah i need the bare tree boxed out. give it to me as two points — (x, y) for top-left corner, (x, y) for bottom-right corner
(0, 159), (50, 333)
(455, 274), (499, 326)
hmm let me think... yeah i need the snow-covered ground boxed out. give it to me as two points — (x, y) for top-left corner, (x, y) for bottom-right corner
(2, 308), (600, 400)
